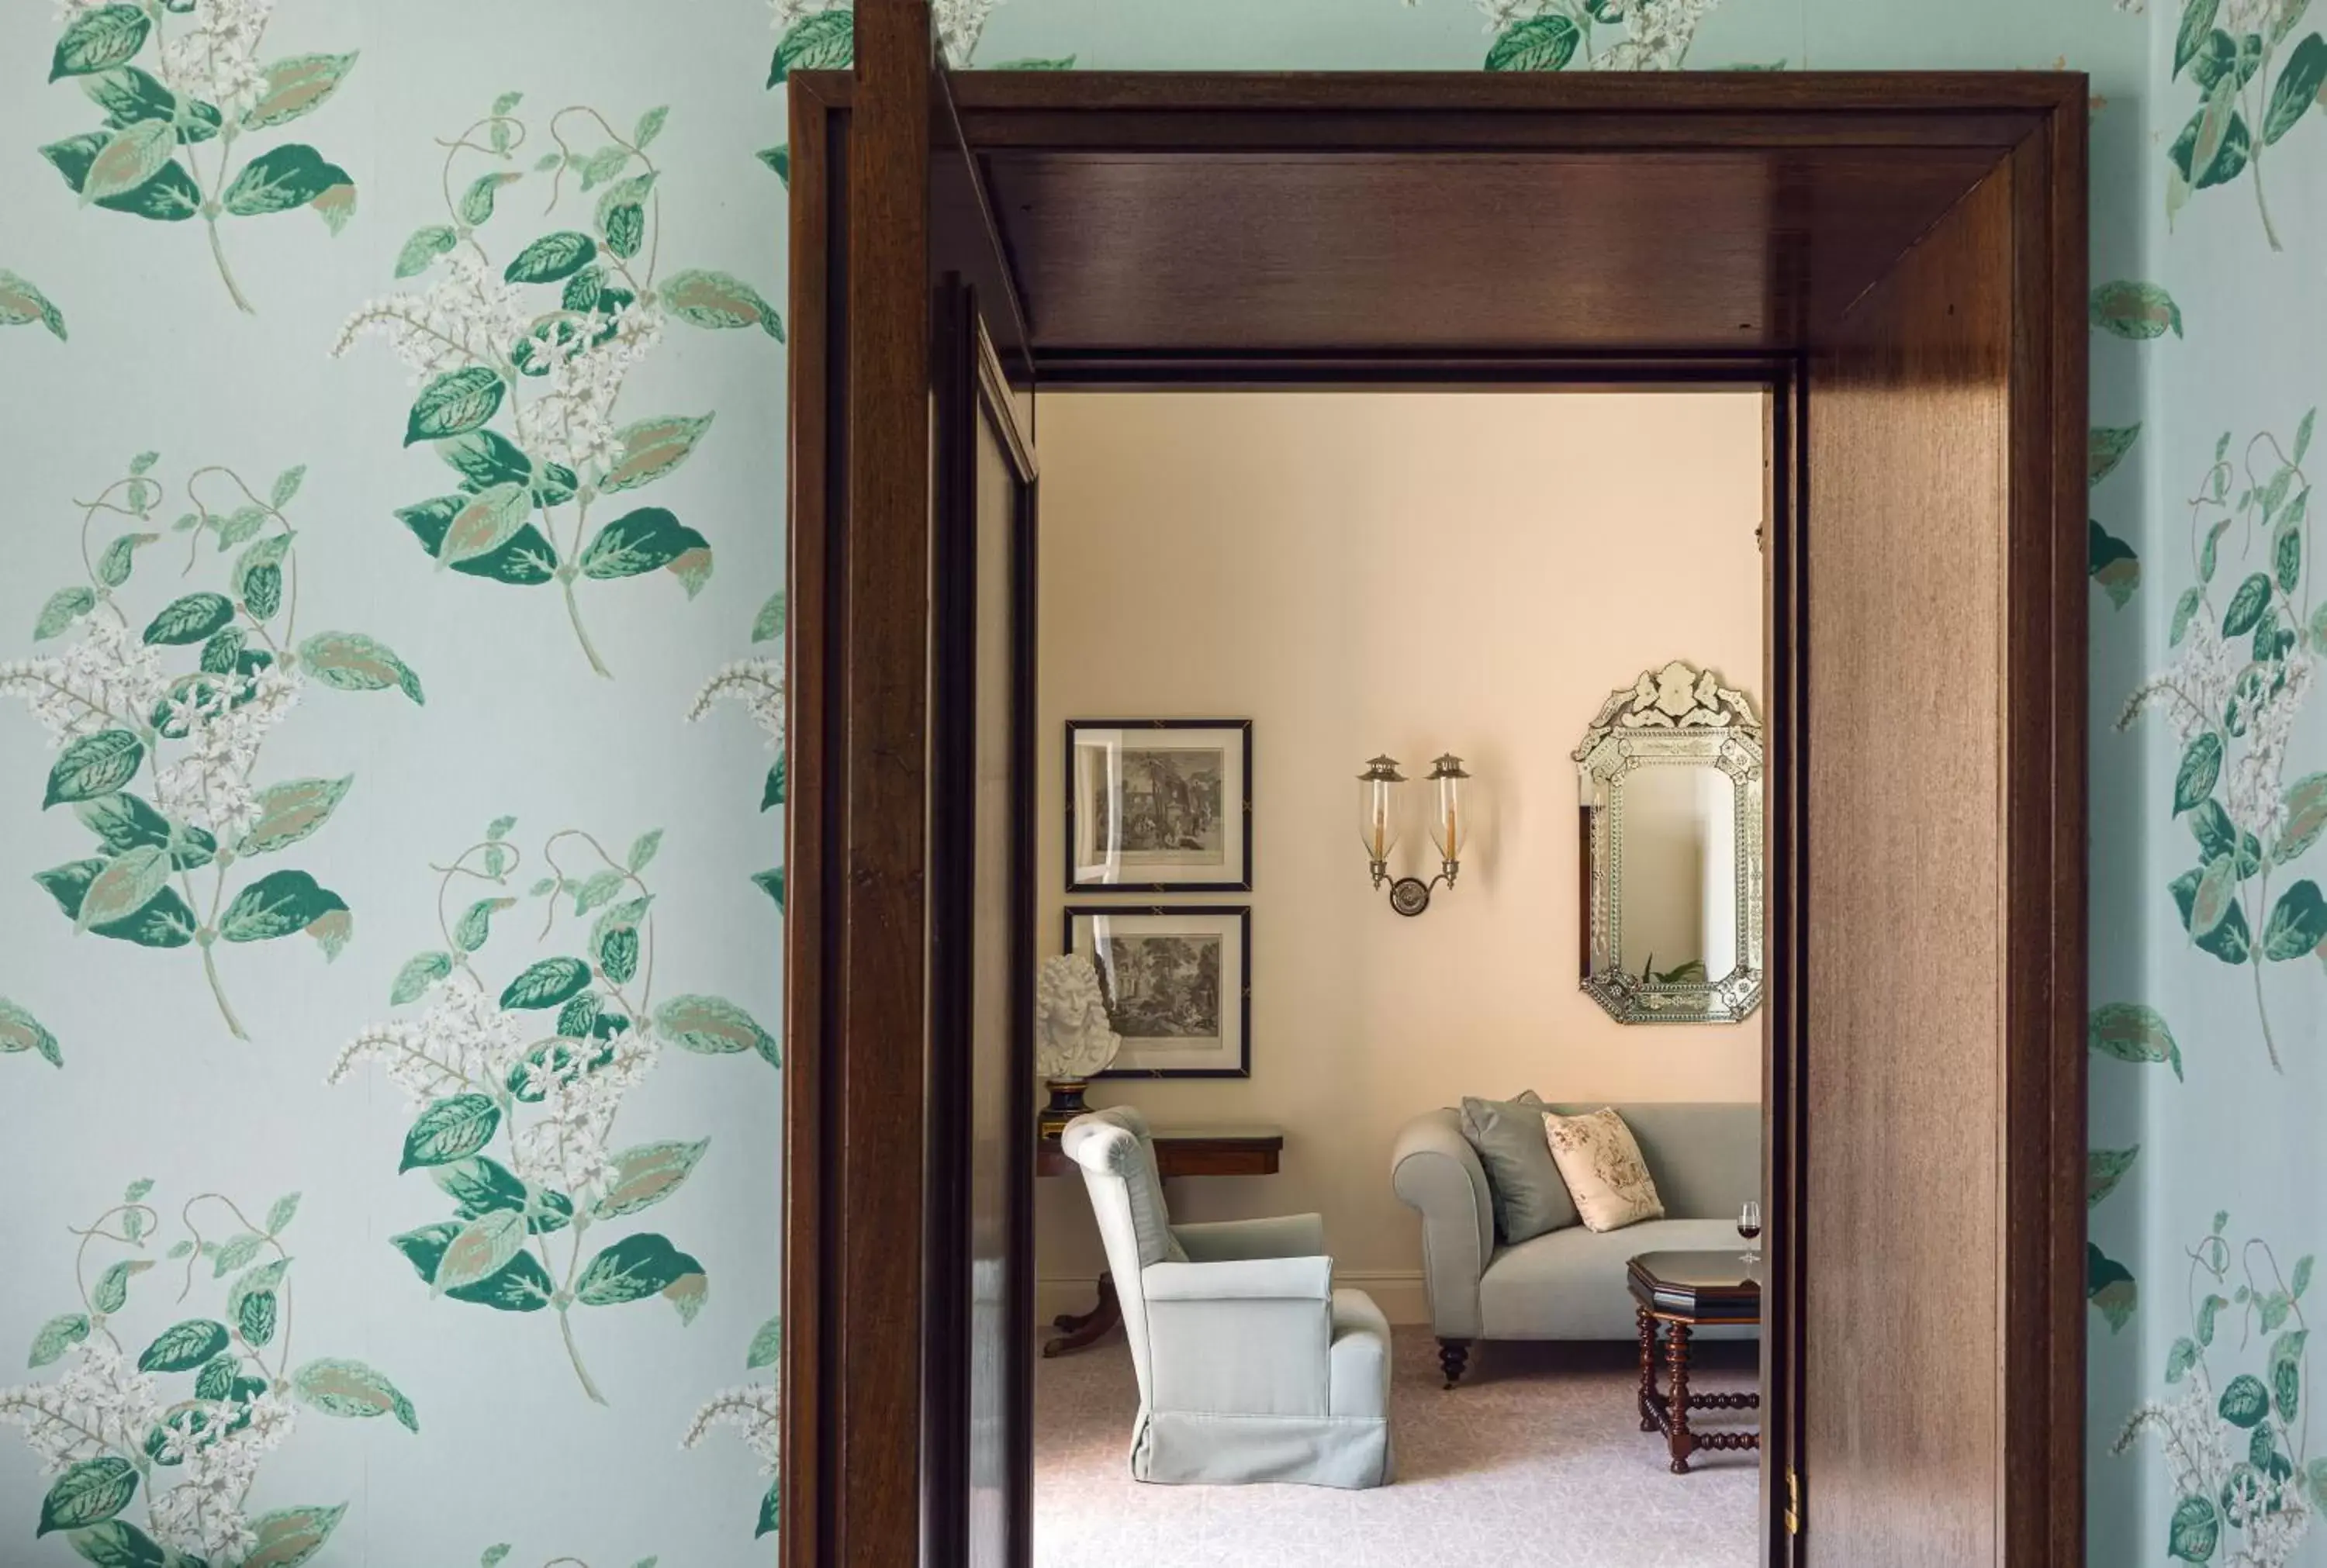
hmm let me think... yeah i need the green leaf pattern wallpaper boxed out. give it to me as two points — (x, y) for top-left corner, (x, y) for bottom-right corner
(0, 0), (2318, 1563)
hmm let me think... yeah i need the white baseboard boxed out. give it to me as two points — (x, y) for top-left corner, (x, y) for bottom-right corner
(1336, 1271), (1430, 1325)
(1036, 1271), (1430, 1328)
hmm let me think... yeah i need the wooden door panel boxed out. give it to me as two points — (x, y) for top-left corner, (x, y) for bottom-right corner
(784, 5), (935, 1566)
(1802, 174), (2011, 1565)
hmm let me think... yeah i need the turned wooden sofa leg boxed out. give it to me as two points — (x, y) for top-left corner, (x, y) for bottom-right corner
(1437, 1338), (1471, 1389)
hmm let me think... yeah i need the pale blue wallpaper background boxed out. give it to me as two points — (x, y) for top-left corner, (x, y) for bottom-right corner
(0, 1), (2318, 1565)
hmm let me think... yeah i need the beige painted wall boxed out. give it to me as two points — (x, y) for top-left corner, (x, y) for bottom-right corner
(1032, 391), (1765, 1323)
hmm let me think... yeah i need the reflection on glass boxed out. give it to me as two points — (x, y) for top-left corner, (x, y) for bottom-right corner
(1615, 765), (1737, 986)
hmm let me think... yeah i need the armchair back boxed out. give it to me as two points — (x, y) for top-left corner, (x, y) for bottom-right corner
(1060, 1106), (1185, 1401)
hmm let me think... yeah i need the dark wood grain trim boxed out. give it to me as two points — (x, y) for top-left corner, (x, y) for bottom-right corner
(1033, 350), (1789, 389)
(779, 68), (839, 1568)
(1998, 98), (2088, 1568)
(1760, 362), (1807, 1568)
(794, 67), (2079, 133)
(924, 275), (973, 1568)
(936, 66), (1040, 388)
(927, 281), (1042, 1568)
(2044, 92), (2091, 1568)
(1636, 1304), (1766, 1327)
(839, 5), (932, 1564)
(1627, 1264), (1765, 1321)
(951, 70), (2088, 113)
(1034, 1133), (1285, 1180)
(958, 114), (2050, 154)
(1003, 337), (1039, 1568)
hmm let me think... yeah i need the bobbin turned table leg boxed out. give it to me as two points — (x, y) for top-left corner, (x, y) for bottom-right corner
(1637, 1307), (1658, 1431)
(1665, 1321), (1695, 1473)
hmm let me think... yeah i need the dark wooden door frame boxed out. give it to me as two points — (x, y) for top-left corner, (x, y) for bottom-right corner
(924, 281), (1040, 1565)
(785, 58), (2086, 1568)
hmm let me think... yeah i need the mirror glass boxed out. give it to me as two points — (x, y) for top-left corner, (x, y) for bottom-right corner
(1615, 765), (1738, 987)
(1575, 660), (1763, 1024)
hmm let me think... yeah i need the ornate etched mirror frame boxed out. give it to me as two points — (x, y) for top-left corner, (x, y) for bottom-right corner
(1575, 660), (1765, 1024)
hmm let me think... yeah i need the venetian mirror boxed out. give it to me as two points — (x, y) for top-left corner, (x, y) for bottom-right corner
(1575, 660), (1765, 1024)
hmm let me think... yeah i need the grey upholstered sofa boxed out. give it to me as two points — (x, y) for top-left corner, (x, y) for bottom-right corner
(1389, 1100), (1761, 1386)
(1063, 1107), (1393, 1487)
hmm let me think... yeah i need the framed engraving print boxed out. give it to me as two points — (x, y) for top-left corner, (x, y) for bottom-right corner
(1063, 906), (1251, 1079)
(1065, 718), (1252, 892)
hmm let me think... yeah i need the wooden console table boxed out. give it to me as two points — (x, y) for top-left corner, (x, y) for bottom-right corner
(1036, 1124), (1285, 1357)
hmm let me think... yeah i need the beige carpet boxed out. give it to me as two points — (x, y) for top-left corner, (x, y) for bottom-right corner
(1034, 1326), (1760, 1568)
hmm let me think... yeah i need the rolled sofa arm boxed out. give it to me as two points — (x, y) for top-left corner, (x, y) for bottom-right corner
(1390, 1108), (1492, 1339)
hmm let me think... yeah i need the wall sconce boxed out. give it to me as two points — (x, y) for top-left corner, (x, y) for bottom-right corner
(1357, 752), (1470, 916)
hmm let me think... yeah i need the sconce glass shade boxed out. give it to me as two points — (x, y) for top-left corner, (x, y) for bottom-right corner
(1357, 755), (1406, 865)
(1427, 754), (1470, 865)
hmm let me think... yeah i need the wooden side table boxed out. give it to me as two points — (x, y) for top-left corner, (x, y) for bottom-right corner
(1036, 1124), (1285, 1357)
(1627, 1249), (1762, 1473)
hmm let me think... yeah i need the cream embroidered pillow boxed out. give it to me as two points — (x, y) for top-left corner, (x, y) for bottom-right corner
(1541, 1108), (1665, 1233)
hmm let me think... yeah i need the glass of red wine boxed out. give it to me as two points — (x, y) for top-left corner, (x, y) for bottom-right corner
(1737, 1200), (1763, 1269)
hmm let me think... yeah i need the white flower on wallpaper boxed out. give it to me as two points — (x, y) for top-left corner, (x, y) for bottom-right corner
(686, 591), (788, 910)
(2128, 612), (2311, 844)
(334, 250), (532, 382)
(686, 659), (785, 782)
(37, 0), (361, 313)
(2114, 1213), (2321, 1567)
(158, 0), (275, 119)
(3, 453), (418, 1042)
(772, 0), (994, 64)
(2118, 413), (2324, 1074)
(329, 815), (775, 1407)
(336, 93), (780, 679)
(769, 0), (1042, 84)
(683, 1313), (782, 1542)
(776, 0), (998, 64)
(0, 1179), (413, 1564)
(3, 616), (169, 750)
(1412, 0), (1722, 71)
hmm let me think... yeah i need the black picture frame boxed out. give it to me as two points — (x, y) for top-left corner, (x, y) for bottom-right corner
(1063, 717), (1253, 893)
(1063, 904), (1253, 1079)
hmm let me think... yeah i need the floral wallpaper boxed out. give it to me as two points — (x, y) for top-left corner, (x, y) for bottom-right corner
(2, 0), (794, 1560)
(0, 0), (2314, 1564)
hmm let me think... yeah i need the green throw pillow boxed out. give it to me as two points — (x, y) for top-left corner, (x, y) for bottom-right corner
(1460, 1090), (1579, 1245)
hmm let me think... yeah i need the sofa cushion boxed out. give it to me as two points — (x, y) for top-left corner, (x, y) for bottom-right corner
(1478, 1217), (1755, 1339)
(1460, 1091), (1577, 1244)
(1543, 1107), (1665, 1231)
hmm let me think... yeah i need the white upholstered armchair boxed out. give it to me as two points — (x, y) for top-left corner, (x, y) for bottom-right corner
(1060, 1107), (1393, 1487)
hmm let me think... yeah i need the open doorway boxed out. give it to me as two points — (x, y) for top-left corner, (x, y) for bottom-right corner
(1027, 388), (1772, 1566)
(781, 37), (2087, 1568)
